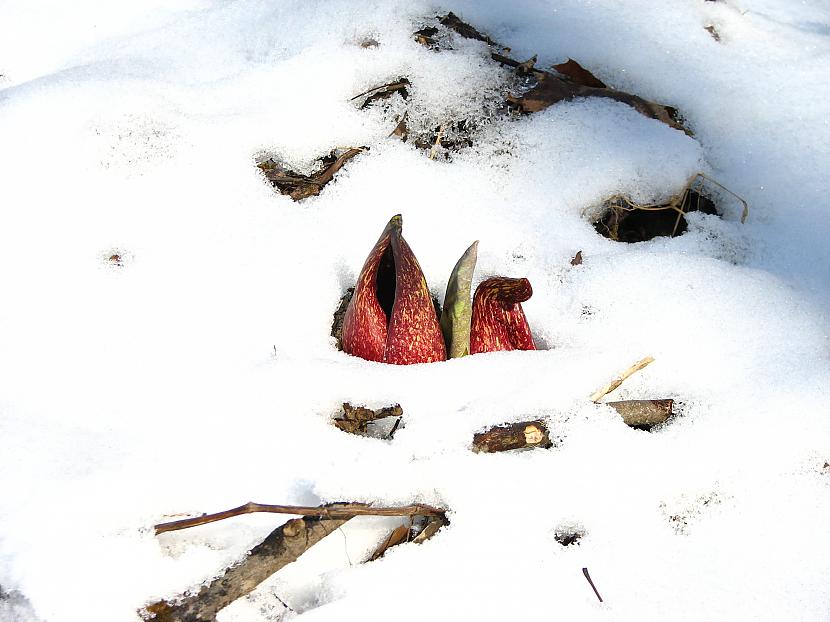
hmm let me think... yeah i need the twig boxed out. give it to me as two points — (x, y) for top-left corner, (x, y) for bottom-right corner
(429, 123), (447, 160)
(582, 567), (603, 602)
(272, 593), (294, 613)
(387, 416), (402, 439)
(154, 502), (446, 535)
(589, 356), (655, 403)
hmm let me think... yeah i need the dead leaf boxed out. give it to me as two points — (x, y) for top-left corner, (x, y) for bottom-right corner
(439, 12), (495, 45)
(506, 69), (687, 133)
(570, 250), (583, 266)
(369, 524), (410, 561)
(333, 402), (403, 436)
(413, 26), (439, 48)
(258, 147), (365, 201)
(552, 58), (607, 88)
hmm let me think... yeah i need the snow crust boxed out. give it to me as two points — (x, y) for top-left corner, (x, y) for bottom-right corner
(1, 0), (829, 621)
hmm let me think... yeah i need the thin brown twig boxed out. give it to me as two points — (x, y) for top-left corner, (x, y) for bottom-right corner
(589, 356), (655, 403)
(154, 502), (446, 535)
(429, 123), (447, 160)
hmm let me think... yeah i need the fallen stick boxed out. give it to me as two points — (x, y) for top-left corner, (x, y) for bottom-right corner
(155, 501), (446, 535)
(589, 355), (655, 403)
(606, 399), (674, 428)
(144, 516), (348, 622)
(472, 420), (551, 453)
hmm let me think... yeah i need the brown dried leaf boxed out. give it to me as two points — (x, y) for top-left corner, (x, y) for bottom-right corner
(552, 58), (607, 88)
(259, 148), (365, 201)
(333, 402), (403, 436)
(368, 524), (410, 561)
(507, 70), (687, 133)
(413, 26), (439, 48)
(439, 12), (495, 45)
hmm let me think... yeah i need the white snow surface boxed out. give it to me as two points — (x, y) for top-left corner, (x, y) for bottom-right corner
(1, 0), (829, 621)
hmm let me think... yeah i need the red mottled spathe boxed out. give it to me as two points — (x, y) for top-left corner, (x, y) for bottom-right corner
(470, 277), (536, 354)
(342, 215), (446, 364)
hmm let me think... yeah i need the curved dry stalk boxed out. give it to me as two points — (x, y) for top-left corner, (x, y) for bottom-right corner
(590, 356), (655, 403)
(154, 502), (446, 535)
(695, 173), (749, 223)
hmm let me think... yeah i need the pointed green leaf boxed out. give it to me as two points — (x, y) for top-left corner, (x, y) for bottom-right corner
(440, 241), (479, 358)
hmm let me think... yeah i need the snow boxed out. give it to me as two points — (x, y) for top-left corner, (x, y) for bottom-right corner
(1, 0), (829, 621)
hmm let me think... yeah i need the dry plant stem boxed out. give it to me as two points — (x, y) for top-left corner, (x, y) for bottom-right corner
(144, 517), (349, 622)
(607, 399), (674, 427)
(429, 123), (447, 160)
(696, 173), (749, 223)
(590, 356), (655, 403)
(315, 148), (364, 186)
(154, 502), (445, 535)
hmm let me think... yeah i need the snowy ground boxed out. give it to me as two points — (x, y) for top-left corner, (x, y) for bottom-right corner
(1, 1), (829, 621)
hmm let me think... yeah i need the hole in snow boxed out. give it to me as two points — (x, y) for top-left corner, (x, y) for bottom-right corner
(594, 189), (719, 243)
(554, 523), (586, 546)
(100, 248), (132, 269)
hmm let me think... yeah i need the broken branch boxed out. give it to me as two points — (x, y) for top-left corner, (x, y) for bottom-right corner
(472, 420), (551, 453)
(144, 517), (348, 622)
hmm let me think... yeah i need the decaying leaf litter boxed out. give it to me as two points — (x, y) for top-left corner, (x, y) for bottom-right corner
(258, 11), (745, 245)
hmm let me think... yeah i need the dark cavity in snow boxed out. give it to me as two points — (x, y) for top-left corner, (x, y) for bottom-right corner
(554, 524), (586, 546)
(594, 189), (719, 243)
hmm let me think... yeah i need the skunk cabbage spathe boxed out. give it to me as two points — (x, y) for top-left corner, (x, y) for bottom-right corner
(342, 215), (447, 365)
(470, 277), (536, 354)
